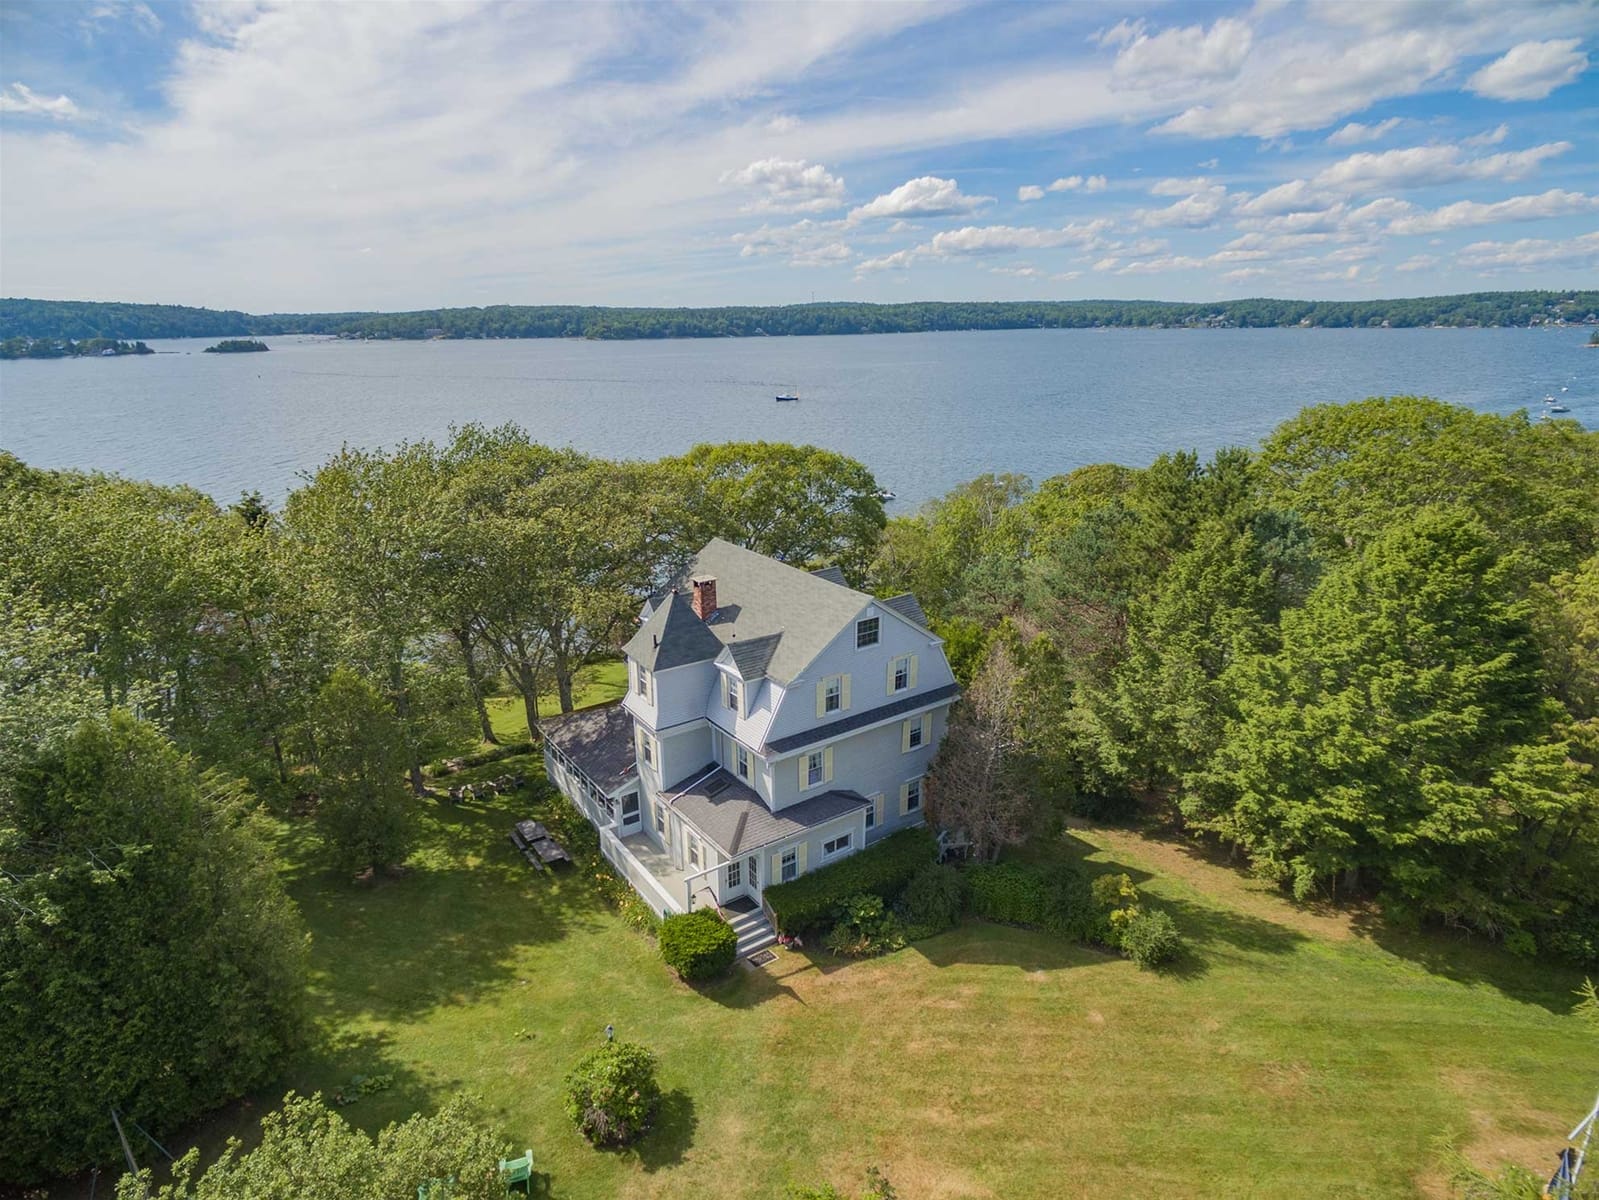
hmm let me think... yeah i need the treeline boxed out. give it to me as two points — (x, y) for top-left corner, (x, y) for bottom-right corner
(0, 335), (152, 359)
(881, 397), (1599, 967)
(4, 291), (1597, 343)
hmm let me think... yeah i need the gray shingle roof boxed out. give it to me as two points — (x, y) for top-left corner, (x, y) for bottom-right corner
(809, 565), (848, 586)
(726, 633), (782, 680)
(660, 539), (873, 685)
(539, 702), (637, 790)
(881, 592), (930, 630)
(765, 682), (961, 755)
(665, 766), (867, 855)
(622, 590), (724, 672)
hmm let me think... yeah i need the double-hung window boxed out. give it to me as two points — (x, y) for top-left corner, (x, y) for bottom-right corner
(905, 778), (923, 813)
(735, 744), (751, 780)
(780, 848), (799, 883)
(805, 750), (825, 788)
(723, 672), (741, 714)
(823, 676), (843, 713)
(640, 733), (654, 766)
(891, 655), (912, 693)
(635, 665), (652, 701)
(908, 718), (925, 750)
(822, 832), (851, 859)
(856, 617), (880, 648)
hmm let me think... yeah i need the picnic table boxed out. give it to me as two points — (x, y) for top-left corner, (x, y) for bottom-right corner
(509, 819), (572, 869)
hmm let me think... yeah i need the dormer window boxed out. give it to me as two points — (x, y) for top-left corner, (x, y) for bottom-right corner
(855, 617), (880, 648)
(721, 671), (742, 715)
(635, 664), (652, 702)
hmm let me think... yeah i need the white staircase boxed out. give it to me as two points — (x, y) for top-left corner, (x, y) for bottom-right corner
(727, 906), (777, 957)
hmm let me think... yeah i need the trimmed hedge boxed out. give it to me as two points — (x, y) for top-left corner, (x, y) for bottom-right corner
(763, 828), (938, 934)
(898, 863), (967, 938)
(658, 909), (737, 980)
(967, 863), (1051, 926)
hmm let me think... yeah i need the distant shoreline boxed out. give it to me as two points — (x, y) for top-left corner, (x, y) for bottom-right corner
(3, 290), (1596, 344)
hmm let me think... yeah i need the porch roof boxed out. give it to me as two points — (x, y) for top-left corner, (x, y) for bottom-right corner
(540, 702), (637, 794)
(666, 765), (867, 857)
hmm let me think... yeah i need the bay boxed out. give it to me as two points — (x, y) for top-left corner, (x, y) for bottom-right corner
(1, 327), (1592, 510)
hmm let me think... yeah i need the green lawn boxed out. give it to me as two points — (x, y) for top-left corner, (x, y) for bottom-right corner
(483, 660), (629, 743)
(82, 755), (1595, 1200)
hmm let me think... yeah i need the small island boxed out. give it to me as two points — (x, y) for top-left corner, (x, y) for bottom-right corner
(204, 338), (271, 353)
(0, 336), (153, 360)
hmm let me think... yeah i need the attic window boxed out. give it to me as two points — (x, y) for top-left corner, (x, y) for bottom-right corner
(705, 777), (731, 797)
(856, 617), (880, 648)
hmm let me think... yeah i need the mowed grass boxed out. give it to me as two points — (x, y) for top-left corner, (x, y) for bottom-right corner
(482, 660), (629, 743)
(84, 757), (1594, 1200)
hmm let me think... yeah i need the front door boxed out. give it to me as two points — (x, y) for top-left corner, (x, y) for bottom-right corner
(619, 793), (641, 834)
(746, 854), (761, 902)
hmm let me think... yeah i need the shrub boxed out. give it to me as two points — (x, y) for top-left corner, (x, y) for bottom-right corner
(897, 863), (967, 938)
(1090, 872), (1141, 946)
(1041, 862), (1112, 944)
(1119, 909), (1183, 969)
(563, 1041), (660, 1148)
(966, 862), (1050, 926)
(822, 894), (905, 958)
(763, 828), (938, 934)
(658, 909), (737, 980)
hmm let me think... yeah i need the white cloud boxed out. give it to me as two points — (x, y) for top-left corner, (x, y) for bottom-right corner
(1150, 176), (1211, 196)
(1084, 175), (1108, 192)
(1115, 254), (1207, 275)
(1140, 184), (1229, 228)
(763, 114), (800, 134)
(854, 249), (916, 273)
(848, 175), (991, 221)
(1313, 140), (1571, 191)
(1017, 184), (1045, 202)
(1047, 175), (1083, 192)
(0, 82), (82, 120)
(732, 218), (851, 267)
(1395, 254), (1439, 272)
(990, 265), (1043, 278)
(1197, 157), (1219, 169)
(1467, 38), (1589, 100)
(789, 241), (853, 267)
(1103, 17), (1254, 89)
(1235, 179), (1331, 216)
(1387, 188), (1599, 235)
(923, 220), (1114, 256)
(1325, 117), (1403, 146)
(1456, 230), (1599, 271)
(1464, 123), (1510, 147)
(722, 157), (846, 213)
(1223, 267), (1268, 283)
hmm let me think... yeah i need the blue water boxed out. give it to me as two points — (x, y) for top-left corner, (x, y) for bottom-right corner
(1, 328), (1593, 509)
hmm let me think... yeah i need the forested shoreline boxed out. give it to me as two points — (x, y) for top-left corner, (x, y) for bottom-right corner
(3, 290), (1596, 343)
(3, 399), (1597, 1184)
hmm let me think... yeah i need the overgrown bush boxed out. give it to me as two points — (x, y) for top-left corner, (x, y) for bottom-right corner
(115, 1091), (508, 1200)
(763, 828), (937, 934)
(966, 862), (1050, 926)
(563, 1041), (660, 1148)
(1090, 872), (1141, 945)
(1041, 862), (1111, 944)
(1118, 909), (1182, 968)
(658, 909), (737, 980)
(822, 893), (905, 958)
(897, 863), (967, 938)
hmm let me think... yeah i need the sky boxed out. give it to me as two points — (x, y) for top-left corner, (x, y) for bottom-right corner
(1, 0), (1596, 312)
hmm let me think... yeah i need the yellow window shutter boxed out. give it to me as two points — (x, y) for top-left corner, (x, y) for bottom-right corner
(909, 654), (919, 688)
(798, 756), (808, 789)
(823, 747), (834, 783)
(899, 781), (910, 816)
(816, 680), (826, 718)
(886, 659), (896, 692)
(841, 674), (851, 710)
(796, 842), (808, 873)
(772, 851), (782, 880)
(921, 713), (932, 745)
(901, 719), (912, 753)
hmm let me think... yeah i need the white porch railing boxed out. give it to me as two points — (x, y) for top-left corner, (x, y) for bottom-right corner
(599, 826), (682, 916)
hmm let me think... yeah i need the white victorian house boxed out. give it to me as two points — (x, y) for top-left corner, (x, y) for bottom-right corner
(541, 538), (958, 953)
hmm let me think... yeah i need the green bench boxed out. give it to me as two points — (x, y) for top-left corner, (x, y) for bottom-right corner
(500, 1148), (535, 1192)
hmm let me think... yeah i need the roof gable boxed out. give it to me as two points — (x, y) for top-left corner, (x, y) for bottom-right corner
(622, 591), (723, 671)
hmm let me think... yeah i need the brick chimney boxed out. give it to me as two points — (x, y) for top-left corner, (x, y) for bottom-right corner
(691, 576), (718, 621)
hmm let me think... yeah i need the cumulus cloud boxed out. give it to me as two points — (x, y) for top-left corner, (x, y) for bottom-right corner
(789, 241), (853, 267)
(849, 175), (991, 221)
(1387, 188), (1599, 235)
(732, 218), (853, 267)
(924, 220), (1114, 255)
(1456, 229), (1599, 271)
(722, 157), (846, 213)
(1140, 184), (1229, 228)
(1017, 184), (1045, 202)
(1047, 174), (1107, 193)
(1101, 17), (1253, 89)
(1325, 117), (1403, 146)
(1467, 39), (1589, 100)
(1313, 140), (1571, 191)
(0, 82), (82, 120)
(1150, 176), (1212, 196)
(1235, 179), (1332, 216)
(854, 249), (916, 273)
(1395, 254), (1439, 272)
